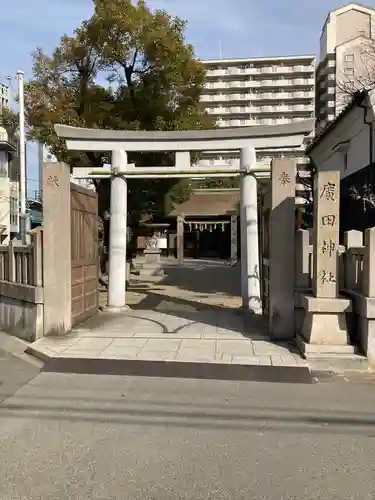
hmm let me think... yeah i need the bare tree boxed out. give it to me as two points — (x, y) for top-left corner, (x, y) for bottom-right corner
(349, 184), (375, 212)
(334, 37), (375, 217)
(336, 37), (375, 103)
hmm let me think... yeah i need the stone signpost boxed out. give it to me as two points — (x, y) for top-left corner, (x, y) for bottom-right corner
(298, 170), (354, 357)
(269, 158), (296, 340)
(312, 171), (340, 298)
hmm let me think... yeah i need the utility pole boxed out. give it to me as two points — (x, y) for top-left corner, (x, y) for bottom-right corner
(17, 70), (27, 243)
(38, 141), (43, 200)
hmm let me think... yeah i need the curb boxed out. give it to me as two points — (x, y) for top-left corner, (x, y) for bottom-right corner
(26, 349), (312, 384)
(24, 346), (52, 364)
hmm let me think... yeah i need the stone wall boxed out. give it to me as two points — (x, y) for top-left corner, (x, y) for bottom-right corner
(0, 229), (44, 341)
(0, 282), (43, 341)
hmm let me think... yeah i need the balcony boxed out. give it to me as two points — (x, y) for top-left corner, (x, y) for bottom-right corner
(205, 106), (251, 115)
(292, 78), (315, 85)
(227, 106), (251, 114)
(254, 91), (315, 100)
(200, 94), (225, 102)
(200, 93), (251, 103)
(204, 80), (260, 90)
(259, 79), (295, 87)
(259, 67), (286, 74)
(291, 91), (315, 99)
(215, 117), (306, 127)
(205, 68), (247, 78)
(257, 65), (313, 75)
(226, 93), (251, 101)
(290, 104), (312, 112)
(252, 104), (312, 114)
(293, 65), (315, 73)
(216, 119), (254, 127)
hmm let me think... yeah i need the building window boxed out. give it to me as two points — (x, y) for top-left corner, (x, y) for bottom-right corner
(345, 67), (355, 75)
(344, 54), (354, 62)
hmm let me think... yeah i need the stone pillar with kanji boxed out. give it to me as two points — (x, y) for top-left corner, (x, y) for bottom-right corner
(269, 158), (296, 340)
(297, 170), (355, 358)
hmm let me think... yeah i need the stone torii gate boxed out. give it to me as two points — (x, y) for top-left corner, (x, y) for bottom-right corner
(55, 121), (313, 314)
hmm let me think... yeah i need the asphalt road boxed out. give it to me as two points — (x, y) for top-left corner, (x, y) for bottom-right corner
(0, 369), (374, 500)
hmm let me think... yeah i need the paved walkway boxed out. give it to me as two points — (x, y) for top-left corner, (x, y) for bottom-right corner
(30, 260), (307, 369)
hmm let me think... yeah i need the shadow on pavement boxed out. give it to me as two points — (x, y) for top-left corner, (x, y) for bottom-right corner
(155, 260), (241, 298)
(1, 394), (375, 437)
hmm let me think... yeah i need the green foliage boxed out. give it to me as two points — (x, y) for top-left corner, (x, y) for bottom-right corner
(0, 107), (19, 140)
(25, 0), (215, 220)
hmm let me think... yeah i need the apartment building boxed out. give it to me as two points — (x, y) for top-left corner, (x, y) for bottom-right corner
(0, 126), (19, 242)
(200, 55), (315, 170)
(0, 82), (9, 112)
(316, 2), (375, 132)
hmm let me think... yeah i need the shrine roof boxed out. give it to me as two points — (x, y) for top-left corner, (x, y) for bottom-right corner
(169, 189), (239, 217)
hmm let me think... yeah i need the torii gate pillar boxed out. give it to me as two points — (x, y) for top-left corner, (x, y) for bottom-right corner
(240, 146), (262, 314)
(107, 150), (128, 311)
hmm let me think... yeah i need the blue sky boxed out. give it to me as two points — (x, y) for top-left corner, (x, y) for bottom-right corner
(1, 0), (375, 192)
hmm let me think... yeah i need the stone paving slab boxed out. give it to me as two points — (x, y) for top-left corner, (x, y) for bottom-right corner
(28, 328), (307, 369)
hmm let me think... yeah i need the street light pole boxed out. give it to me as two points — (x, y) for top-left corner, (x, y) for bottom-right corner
(16, 70), (27, 243)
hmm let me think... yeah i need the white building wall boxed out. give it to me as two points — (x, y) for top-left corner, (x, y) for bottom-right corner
(0, 176), (10, 241)
(0, 83), (9, 112)
(308, 102), (372, 179)
(0, 126), (18, 240)
(317, 3), (375, 130)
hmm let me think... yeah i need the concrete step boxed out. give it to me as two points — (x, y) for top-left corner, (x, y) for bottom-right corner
(39, 355), (313, 384)
(306, 354), (370, 373)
